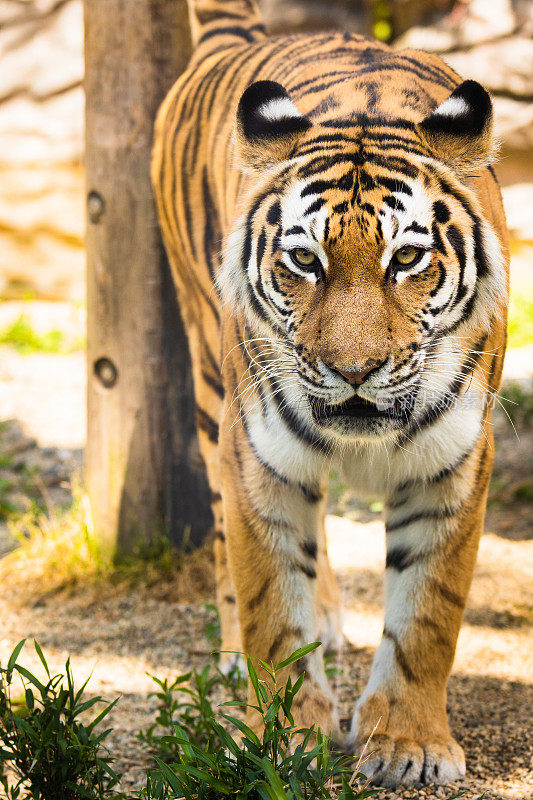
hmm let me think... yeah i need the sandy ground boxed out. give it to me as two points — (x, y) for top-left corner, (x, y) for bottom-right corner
(0, 302), (532, 798)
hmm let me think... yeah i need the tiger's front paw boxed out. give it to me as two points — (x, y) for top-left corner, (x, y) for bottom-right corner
(350, 692), (465, 788)
(357, 732), (465, 788)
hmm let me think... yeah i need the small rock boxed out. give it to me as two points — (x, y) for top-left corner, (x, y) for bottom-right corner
(502, 183), (533, 242)
(0, 1), (83, 100)
(493, 96), (533, 152)
(394, 0), (516, 52)
(2, 434), (37, 457)
(445, 37), (533, 100)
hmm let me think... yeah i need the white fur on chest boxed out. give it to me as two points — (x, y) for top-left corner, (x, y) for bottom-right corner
(341, 391), (484, 497)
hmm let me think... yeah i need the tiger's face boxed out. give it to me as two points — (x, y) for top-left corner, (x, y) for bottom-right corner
(222, 80), (505, 441)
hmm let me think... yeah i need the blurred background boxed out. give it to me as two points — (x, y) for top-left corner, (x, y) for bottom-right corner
(0, 2), (531, 797)
(1, 0), (531, 549)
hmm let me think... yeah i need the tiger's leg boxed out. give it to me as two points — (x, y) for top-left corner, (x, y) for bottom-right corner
(316, 518), (343, 653)
(220, 414), (339, 737)
(350, 436), (492, 787)
(177, 324), (242, 672)
(212, 498), (243, 673)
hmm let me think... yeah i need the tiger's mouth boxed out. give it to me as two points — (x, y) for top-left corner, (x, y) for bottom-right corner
(309, 392), (415, 424)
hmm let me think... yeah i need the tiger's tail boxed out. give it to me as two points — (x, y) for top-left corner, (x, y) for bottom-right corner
(188, 0), (266, 53)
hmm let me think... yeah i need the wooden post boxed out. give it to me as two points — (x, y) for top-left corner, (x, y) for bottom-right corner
(84, 0), (213, 557)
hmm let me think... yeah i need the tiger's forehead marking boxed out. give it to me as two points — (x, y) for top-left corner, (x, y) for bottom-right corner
(278, 160), (434, 268)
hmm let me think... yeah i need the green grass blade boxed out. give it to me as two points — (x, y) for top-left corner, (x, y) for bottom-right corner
(275, 643), (321, 671)
(13, 664), (46, 694)
(171, 763), (233, 793)
(33, 640), (50, 678)
(219, 713), (261, 747)
(86, 697), (119, 733)
(6, 639), (26, 678)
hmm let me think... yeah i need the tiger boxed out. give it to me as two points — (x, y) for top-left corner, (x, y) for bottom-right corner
(151, 0), (509, 788)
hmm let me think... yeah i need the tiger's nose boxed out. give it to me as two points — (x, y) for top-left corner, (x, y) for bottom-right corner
(329, 359), (385, 386)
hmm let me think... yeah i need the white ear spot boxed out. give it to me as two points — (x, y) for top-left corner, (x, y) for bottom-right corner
(432, 96), (470, 119)
(257, 97), (302, 123)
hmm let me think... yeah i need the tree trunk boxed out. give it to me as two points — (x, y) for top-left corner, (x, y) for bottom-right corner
(84, 0), (213, 558)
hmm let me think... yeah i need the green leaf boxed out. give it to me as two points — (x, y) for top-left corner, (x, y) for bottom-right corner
(220, 699), (248, 708)
(13, 664), (46, 694)
(33, 641), (50, 677)
(257, 660), (276, 681)
(291, 672), (305, 696)
(219, 713), (261, 747)
(275, 642), (321, 671)
(247, 655), (266, 709)
(258, 757), (290, 799)
(211, 720), (242, 757)
(257, 784), (276, 800)
(152, 758), (184, 793)
(71, 696), (102, 717)
(6, 640), (26, 679)
(171, 763), (232, 793)
(86, 697), (119, 733)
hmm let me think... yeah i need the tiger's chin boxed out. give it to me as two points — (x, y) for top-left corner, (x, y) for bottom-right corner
(308, 392), (415, 439)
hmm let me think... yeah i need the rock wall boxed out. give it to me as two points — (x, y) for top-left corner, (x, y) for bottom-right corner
(395, 0), (533, 163)
(0, 0), (531, 301)
(0, 0), (84, 300)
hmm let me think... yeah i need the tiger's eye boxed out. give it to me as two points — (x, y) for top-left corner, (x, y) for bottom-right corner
(394, 245), (420, 266)
(292, 248), (316, 267)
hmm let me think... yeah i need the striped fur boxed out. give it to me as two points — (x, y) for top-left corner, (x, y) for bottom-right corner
(152, 0), (509, 787)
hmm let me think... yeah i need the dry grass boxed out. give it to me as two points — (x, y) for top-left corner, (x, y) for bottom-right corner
(0, 486), (215, 608)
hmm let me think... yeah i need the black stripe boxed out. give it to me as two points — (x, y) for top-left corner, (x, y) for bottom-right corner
(268, 375), (329, 451)
(241, 192), (276, 326)
(241, 414), (322, 502)
(303, 198), (326, 216)
(386, 507), (455, 532)
(428, 447), (473, 483)
(201, 166), (221, 284)
(433, 200), (450, 224)
(377, 175), (413, 196)
(386, 546), (425, 571)
(194, 8), (247, 26)
(430, 259), (446, 297)
(195, 405), (219, 444)
(301, 539), (318, 559)
(266, 199), (281, 225)
(446, 224), (468, 307)
(293, 562), (317, 580)
(405, 221), (429, 235)
(301, 178), (333, 197)
(267, 625), (303, 661)
(432, 580), (465, 609)
(383, 628), (417, 682)
(247, 579), (269, 611)
(202, 369), (224, 399)
(285, 225), (305, 236)
(198, 25), (258, 46)
(397, 336), (486, 446)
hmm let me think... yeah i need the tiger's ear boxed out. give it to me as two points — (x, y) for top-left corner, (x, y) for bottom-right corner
(235, 80), (312, 171)
(417, 80), (494, 174)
